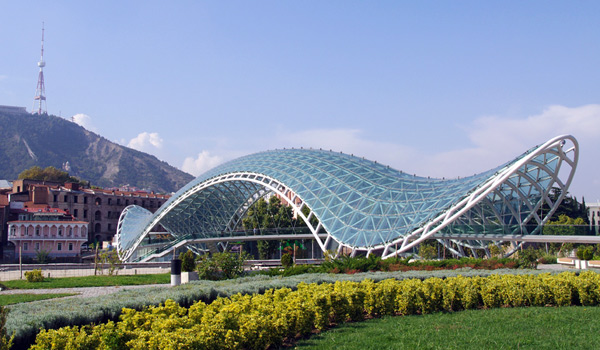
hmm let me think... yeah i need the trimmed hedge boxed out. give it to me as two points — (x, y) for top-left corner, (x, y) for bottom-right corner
(30, 271), (600, 349)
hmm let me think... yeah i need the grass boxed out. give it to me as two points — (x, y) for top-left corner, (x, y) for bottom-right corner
(0, 293), (77, 306)
(1, 273), (170, 289)
(294, 306), (600, 350)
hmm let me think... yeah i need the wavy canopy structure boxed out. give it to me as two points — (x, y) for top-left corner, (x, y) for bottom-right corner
(116, 135), (578, 262)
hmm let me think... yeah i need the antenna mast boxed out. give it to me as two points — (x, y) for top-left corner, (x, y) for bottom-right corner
(33, 22), (47, 115)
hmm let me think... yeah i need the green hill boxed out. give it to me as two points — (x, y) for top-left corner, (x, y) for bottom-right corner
(0, 110), (194, 193)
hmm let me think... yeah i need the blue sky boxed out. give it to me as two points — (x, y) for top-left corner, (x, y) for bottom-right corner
(1, 1), (599, 201)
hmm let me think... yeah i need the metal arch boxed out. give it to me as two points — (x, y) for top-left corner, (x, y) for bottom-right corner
(440, 136), (578, 257)
(116, 172), (327, 261)
(381, 135), (578, 259)
(434, 137), (577, 257)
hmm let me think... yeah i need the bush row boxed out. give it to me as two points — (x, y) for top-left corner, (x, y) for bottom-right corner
(260, 256), (524, 278)
(3, 269), (564, 349)
(31, 271), (600, 350)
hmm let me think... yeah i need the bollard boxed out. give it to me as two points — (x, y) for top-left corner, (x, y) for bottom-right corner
(171, 259), (182, 286)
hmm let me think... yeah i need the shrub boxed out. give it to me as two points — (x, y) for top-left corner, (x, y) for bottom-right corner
(24, 269), (44, 283)
(519, 247), (540, 269)
(539, 254), (557, 264)
(0, 306), (13, 350)
(321, 255), (380, 273)
(36, 249), (51, 264)
(180, 250), (197, 272)
(197, 252), (248, 280)
(281, 253), (293, 268)
(576, 246), (594, 261)
(13, 269), (579, 349)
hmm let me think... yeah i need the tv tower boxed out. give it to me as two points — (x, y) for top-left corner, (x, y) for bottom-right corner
(33, 22), (47, 115)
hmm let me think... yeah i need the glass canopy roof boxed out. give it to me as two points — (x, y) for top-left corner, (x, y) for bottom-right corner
(116, 135), (578, 261)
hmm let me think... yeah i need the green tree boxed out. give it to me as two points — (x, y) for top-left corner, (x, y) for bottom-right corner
(243, 196), (297, 259)
(179, 250), (197, 272)
(543, 214), (587, 235)
(18, 166), (86, 186)
(418, 243), (437, 260)
(544, 188), (590, 224)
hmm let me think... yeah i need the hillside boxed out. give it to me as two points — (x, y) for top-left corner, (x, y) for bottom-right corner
(0, 111), (194, 193)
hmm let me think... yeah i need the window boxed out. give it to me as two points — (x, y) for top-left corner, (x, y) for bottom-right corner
(68, 243), (73, 251)
(108, 223), (112, 231)
(74, 209), (78, 218)
(64, 195), (69, 202)
(142, 200), (146, 207)
(68, 228), (73, 237)
(108, 198), (112, 205)
(117, 198), (121, 205)
(35, 227), (40, 236)
(35, 242), (40, 251)
(84, 197), (88, 204)
(57, 243), (62, 251)
(95, 210), (101, 221)
(84, 209), (88, 219)
(10, 227), (15, 236)
(108, 211), (112, 219)
(73, 196), (78, 203)
(58, 227), (63, 236)
(126, 199), (130, 206)
(95, 198), (102, 205)
(134, 200), (138, 205)
(23, 242), (29, 251)
(53, 195), (58, 202)
(94, 223), (101, 233)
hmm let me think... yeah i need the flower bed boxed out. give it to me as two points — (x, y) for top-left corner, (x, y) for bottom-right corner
(29, 271), (600, 349)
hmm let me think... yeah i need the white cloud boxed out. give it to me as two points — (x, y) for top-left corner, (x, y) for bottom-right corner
(171, 104), (600, 200)
(273, 128), (419, 169)
(402, 104), (600, 201)
(268, 104), (600, 199)
(127, 132), (164, 153)
(182, 150), (224, 176)
(71, 113), (98, 132)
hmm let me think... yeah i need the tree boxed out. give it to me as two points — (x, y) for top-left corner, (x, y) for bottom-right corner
(543, 214), (587, 235)
(179, 250), (197, 272)
(544, 187), (589, 224)
(243, 196), (298, 259)
(18, 166), (87, 186)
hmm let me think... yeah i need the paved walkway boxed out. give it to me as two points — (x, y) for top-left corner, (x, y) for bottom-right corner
(0, 284), (170, 299)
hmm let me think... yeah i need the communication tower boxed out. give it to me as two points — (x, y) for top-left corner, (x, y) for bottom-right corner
(33, 22), (47, 114)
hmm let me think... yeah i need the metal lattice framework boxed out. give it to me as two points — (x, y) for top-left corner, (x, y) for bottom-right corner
(116, 135), (578, 262)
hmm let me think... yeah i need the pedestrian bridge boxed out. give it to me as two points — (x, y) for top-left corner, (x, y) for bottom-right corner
(116, 135), (579, 262)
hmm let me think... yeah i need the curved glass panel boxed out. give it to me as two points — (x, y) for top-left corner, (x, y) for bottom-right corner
(116, 135), (578, 261)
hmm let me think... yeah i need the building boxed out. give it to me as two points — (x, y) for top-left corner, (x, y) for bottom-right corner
(1, 180), (170, 261)
(0, 105), (28, 116)
(116, 135), (579, 262)
(7, 207), (87, 259)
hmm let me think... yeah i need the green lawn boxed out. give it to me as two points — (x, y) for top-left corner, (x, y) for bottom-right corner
(1, 273), (170, 289)
(0, 293), (77, 306)
(294, 306), (600, 350)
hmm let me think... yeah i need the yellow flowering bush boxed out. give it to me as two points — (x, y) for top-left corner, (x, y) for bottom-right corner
(31, 272), (600, 350)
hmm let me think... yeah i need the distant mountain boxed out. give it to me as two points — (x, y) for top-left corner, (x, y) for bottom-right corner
(0, 110), (194, 193)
